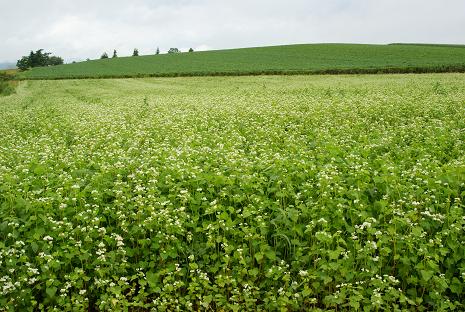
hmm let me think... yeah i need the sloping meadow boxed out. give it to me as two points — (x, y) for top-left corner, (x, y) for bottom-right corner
(0, 74), (464, 310)
(18, 44), (465, 80)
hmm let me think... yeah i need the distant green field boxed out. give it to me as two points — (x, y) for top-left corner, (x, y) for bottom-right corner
(18, 44), (465, 79)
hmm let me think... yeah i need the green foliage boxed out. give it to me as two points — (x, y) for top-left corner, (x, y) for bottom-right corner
(189, 48), (194, 53)
(16, 56), (30, 71)
(132, 48), (139, 57)
(100, 52), (109, 59)
(0, 74), (465, 310)
(29, 50), (49, 67)
(16, 43), (465, 79)
(112, 50), (118, 58)
(0, 72), (15, 96)
(0, 81), (14, 96)
(156, 47), (160, 55)
(16, 49), (63, 71)
(168, 47), (181, 54)
(47, 56), (64, 66)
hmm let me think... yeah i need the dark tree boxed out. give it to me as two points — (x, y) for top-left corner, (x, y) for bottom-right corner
(189, 48), (194, 52)
(133, 48), (139, 56)
(16, 49), (62, 71)
(28, 51), (36, 67)
(156, 47), (160, 55)
(113, 50), (118, 58)
(101, 52), (109, 59)
(48, 56), (64, 66)
(16, 56), (30, 71)
(168, 48), (180, 54)
(31, 49), (51, 67)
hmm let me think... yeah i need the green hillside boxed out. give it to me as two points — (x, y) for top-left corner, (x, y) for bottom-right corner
(19, 43), (465, 79)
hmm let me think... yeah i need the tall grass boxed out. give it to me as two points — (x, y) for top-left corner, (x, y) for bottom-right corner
(0, 72), (15, 96)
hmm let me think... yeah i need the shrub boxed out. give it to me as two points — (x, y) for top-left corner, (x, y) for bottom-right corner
(0, 79), (14, 96)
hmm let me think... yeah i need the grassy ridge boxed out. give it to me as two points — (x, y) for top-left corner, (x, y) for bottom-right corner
(390, 43), (465, 48)
(18, 43), (465, 79)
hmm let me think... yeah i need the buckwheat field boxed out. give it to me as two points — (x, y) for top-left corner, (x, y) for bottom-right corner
(0, 74), (464, 311)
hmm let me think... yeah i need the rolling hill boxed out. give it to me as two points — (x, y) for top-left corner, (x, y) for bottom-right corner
(18, 43), (465, 79)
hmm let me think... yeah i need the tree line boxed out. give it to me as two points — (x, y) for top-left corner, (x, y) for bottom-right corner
(16, 47), (196, 70)
(100, 47), (193, 59)
(16, 50), (64, 71)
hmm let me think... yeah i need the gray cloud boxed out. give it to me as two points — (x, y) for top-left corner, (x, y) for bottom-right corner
(1, 0), (465, 62)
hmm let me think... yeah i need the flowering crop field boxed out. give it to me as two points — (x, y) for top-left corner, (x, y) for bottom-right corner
(0, 74), (465, 311)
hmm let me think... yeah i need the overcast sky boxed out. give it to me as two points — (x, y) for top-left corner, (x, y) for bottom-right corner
(1, 0), (465, 63)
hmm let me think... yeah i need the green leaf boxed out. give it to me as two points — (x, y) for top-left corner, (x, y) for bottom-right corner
(202, 295), (213, 307)
(420, 270), (434, 282)
(46, 287), (57, 298)
(265, 250), (276, 260)
(302, 287), (312, 297)
(450, 277), (463, 294)
(33, 165), (46, 176)
(249, 268), (259, 277)
(31, 242), (39, 253)
(349, 300), (360, 310)
(146, 272), (158, 288)
(328, 249), (341, 260)
(0, 222), (8, 234)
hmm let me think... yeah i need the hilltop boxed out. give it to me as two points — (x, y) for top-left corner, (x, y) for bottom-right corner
(18, 43), (465, 79)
